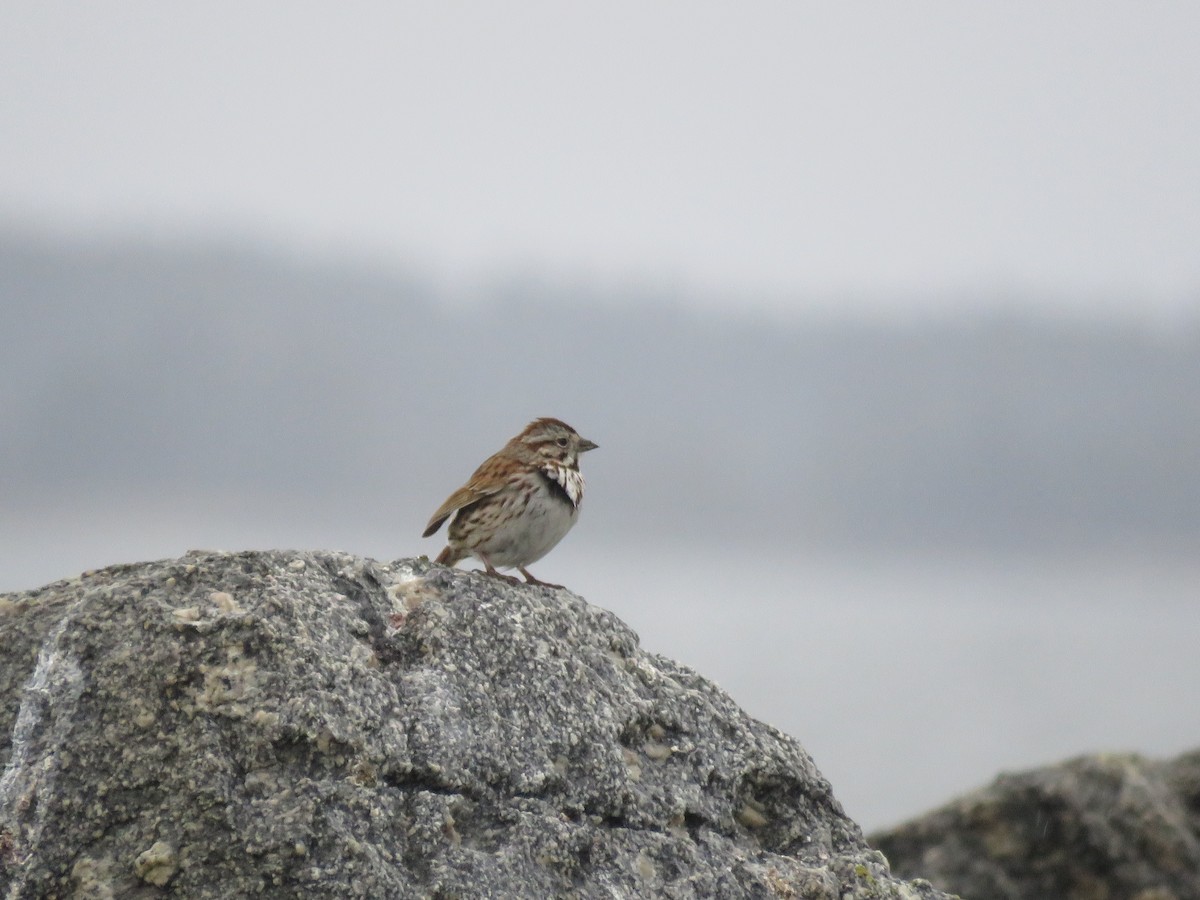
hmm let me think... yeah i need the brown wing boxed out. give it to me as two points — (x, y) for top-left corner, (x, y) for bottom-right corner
(421, 480), (504, 537)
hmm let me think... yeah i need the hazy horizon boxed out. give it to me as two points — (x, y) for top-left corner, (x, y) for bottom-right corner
(5, 225), (1197, 581)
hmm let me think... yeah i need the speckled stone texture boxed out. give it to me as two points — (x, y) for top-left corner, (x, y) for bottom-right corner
(1, 550), (953, 899)
(873, 751), (1200, 900)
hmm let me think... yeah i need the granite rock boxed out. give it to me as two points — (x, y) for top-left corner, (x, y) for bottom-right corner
(1, 550), (953, 899)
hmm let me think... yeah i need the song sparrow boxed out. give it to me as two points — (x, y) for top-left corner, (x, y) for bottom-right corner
(422, 418), (598, 587)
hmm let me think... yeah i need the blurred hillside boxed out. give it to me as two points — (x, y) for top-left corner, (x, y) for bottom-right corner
(3, 226), (1198, 558)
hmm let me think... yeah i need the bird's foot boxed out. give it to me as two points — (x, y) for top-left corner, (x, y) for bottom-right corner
(483, 567), (523, 586)
(518, 567), (564, 590)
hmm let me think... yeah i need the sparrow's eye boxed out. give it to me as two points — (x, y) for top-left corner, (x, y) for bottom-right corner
(556, 437), (569, 447)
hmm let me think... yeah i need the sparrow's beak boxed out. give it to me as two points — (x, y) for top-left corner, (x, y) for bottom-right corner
(579, 438), (599, 452)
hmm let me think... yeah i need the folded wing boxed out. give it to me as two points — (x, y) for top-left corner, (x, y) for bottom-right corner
(422, 481), (505, 537)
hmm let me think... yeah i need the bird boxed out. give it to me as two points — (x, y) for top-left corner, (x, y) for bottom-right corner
(422, 418), (598, 588)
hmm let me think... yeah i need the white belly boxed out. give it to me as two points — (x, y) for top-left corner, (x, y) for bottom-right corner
(461, 474), (581, 569)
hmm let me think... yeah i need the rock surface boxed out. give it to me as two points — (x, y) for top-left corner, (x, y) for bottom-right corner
(0, 550), (952, 899)
(872, 750), (1200, 900)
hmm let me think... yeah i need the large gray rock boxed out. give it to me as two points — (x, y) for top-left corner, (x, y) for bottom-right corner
(873, 750), (1200, 900)
(0, 550), (951, 899)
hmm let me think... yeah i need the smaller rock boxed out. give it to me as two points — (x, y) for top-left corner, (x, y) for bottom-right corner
(872, 750), (1200, 900)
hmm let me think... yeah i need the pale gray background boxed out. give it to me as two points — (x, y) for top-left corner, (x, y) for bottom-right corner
(3, 3), (1198, 831)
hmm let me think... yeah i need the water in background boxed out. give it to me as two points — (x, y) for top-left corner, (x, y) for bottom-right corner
(552, 539), (1200, 831)
(4, 496), (1198, 832)
(2, 507), (1195, 831)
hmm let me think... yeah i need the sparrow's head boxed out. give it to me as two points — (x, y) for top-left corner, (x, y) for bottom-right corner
(515, 417), (598, 468)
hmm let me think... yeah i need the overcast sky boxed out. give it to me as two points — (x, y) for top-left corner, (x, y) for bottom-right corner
(3, 2), (1199, 316)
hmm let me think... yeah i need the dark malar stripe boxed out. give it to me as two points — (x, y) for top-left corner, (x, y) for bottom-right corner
(538, 469), (578, 509)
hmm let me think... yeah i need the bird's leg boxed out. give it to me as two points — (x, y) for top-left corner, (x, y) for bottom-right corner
(479, 554), (521, 585)
(518, 567), (564, 590)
